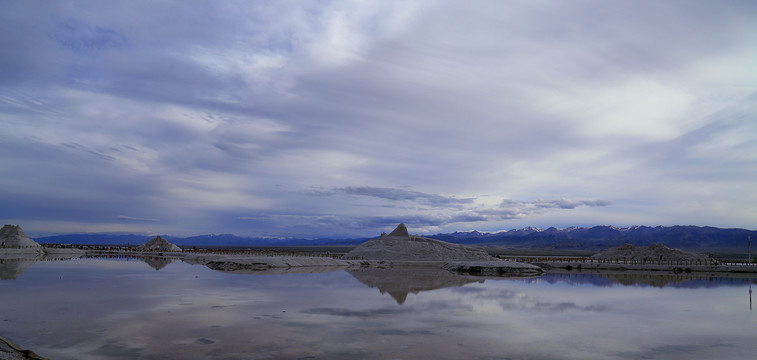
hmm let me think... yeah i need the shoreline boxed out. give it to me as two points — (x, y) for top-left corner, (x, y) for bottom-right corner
(91, 250), (757, 278)
(529, 260), (757, 275)
(0, 335), (49, 360)
(84, 250), (757, 275)
(3, 248), (756, 276)
(184, 253), (545, 276)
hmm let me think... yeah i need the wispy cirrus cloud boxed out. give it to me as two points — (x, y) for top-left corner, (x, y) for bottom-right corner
(335, 186), (474, 207)
(300, 186), (474, 207)
(111, 215), (160, 223)
(501, 199), (612, 211)
(475, 199), (612, 223)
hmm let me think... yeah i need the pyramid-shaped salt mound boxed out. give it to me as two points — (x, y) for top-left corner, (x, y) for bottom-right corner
(344, 223), (494, 261)
(1, 224), (42, 250)
(137, 236), (182, 252)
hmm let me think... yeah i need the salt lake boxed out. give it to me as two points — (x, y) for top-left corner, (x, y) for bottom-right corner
(1, 257), (755, 360)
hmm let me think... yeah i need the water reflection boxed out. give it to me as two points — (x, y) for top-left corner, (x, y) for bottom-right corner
(5, 255), (757, 290)
(82, 255), (182, 271)
(0, 258), (754, 360)
(527, 271), (757, 288)
(348, 268), (485, 304)
(138, 256), (175, 271)
(0, 258), (37, 280)
(0, 255), (180, 279)
(207, 264), (349, 275)
(0, 253), (86, 280)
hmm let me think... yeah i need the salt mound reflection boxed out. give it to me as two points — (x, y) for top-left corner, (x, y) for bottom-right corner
(347, 268), (485, 304)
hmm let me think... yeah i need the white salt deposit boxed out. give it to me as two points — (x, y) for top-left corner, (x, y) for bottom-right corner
(137, 236), (182, 252)
(0, 225), (43, 254)
(343, 223), (495, 261)
(591, 243), (709, 262)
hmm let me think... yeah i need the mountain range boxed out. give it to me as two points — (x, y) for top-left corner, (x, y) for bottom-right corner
(427, 225), (755, 254)
(34, 225), (755, 254)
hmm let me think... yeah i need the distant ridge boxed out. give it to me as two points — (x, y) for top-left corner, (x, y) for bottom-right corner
(427, 225), (756, 253)
(32, 225), (756, 253)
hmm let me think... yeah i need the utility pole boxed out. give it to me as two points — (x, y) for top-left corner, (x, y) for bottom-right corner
(749, 234), (752, 265)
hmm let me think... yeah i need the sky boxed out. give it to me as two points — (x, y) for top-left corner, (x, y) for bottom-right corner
(1, 0), (756, 238)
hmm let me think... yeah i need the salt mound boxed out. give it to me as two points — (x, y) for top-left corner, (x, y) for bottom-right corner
(0, 225), (42, 251)
(137, 236), (182, 252)
(591, 243), (709, 262)
(344, 223), (495, 261)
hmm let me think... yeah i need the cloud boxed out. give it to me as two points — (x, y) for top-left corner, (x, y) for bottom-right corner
(62, 142), (117, 162)
(483, 199), (612, 221)
(334, 186), (474, 207)
(54, 21), (129, 52)
(2, 1), (756, 237)
(233, 193), (610, 237)
(526, 199), (612, 210)
(111, 216), (160, 223)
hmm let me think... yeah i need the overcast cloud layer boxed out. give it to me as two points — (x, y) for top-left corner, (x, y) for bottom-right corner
(2, 0), (756, 237)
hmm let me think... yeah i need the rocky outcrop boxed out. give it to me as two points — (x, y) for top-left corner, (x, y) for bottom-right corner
(0, 225), (43, 253)
(343, 223), (496, 261)
(137, 236), (182, 252)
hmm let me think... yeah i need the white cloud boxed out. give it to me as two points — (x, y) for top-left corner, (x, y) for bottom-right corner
(188, 48), (287, 89)
(304, 0), (423, 66)
(2, 0), (756, 236)
(536, 77), (693, 141)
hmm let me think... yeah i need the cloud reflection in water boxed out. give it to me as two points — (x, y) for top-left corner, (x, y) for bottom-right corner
(0, 258), (754, 360)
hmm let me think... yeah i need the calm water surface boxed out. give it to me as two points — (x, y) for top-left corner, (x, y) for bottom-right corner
(0, 257), (754, 360)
